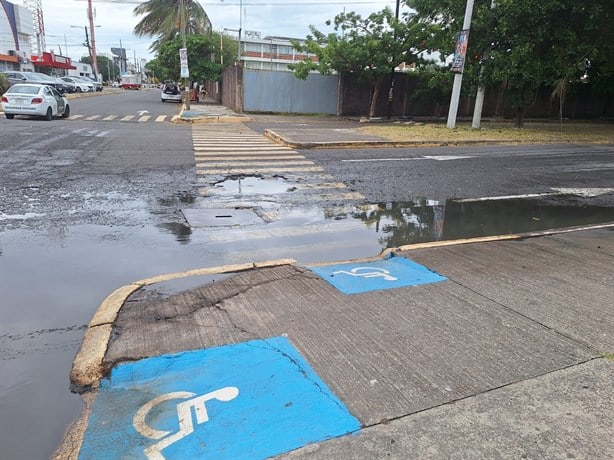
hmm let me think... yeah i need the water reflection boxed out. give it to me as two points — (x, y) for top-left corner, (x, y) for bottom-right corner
(347, 198), (614, 248)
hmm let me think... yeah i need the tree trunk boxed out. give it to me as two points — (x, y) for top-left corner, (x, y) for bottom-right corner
(369, 84), (380, 118)
(515, 106), (525, 128)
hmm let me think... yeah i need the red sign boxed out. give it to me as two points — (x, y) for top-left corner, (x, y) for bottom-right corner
(31, 52), (76, 70)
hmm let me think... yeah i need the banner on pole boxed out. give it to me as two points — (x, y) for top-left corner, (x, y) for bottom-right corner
(451, 30), (469, 74)
(179, 47), (189, 78)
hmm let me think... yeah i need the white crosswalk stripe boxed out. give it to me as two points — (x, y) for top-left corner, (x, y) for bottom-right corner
(66, 114), (171, 122)
(191, 124), (364, 205)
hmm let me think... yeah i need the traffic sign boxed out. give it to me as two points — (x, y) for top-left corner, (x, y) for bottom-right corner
(309, 255), (447, 294)
(78, 336), (360, 459)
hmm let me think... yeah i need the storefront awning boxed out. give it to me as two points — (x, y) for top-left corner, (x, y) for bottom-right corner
(31, 52), (77, 70)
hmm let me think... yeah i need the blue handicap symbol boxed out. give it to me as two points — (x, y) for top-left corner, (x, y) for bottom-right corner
(78, 336), (360, 459)
(309, 254), (447, 294)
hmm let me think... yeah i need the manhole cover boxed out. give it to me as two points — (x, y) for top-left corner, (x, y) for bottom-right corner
(181, 208), (263, 227)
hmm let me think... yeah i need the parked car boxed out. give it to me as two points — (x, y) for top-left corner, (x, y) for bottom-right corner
(35, 74), (71, 94)
(161, 83), (182, 103)
(61, 76), (91, 93)
(72, 76), (96, 92)
(1, 83), (70, 120)
(86, 77), (103, 92)
(55, 77), (77, 93)
(1, 70), (55, 88)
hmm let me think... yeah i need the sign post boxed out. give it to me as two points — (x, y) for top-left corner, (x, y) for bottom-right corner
(179, 47), (190, 110)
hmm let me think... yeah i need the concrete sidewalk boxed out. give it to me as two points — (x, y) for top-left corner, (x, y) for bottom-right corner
(60, 225), (614, 459)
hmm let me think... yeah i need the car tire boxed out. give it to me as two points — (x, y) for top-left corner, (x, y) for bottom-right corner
(61, 104), (70, 118)
(5, 113), (14, 119)
(44, 107), (53, 121)
(76, 87), (82, 93)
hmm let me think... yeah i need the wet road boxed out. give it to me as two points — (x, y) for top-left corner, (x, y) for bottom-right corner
(1, 91), (613, 459)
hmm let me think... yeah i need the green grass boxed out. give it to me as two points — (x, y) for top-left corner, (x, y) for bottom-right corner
(360, 121), (614, 144)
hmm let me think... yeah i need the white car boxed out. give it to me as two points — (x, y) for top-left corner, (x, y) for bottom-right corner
(161, 83), (182, 102)
(61, 76), (93, 92)
(1, 83), (70, 120)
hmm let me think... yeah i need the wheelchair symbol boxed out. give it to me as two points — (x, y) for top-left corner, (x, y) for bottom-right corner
(332, 266), (398, 281)
(133, 386), (239, 459)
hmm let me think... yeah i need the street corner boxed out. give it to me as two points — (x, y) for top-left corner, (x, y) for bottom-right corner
(308, 254), (447, 295)
(77, 336), (360, 459)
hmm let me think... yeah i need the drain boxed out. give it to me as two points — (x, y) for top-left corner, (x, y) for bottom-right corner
(181, 208), (264, 227)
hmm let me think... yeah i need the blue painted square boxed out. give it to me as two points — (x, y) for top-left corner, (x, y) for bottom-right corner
(78, 336), (360, 459)
(309, 255), (447, 295)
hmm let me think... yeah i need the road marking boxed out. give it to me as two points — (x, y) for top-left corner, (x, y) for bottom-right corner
(195, 155), (304, 161)
(197, 166), (324, 174)
(343, 155), (475, 163)
(453, 193), (558, 202)
(103, 115), (117, 121)
(69, 114), (84, 120)
(552, 187), (614, 197)
(309, 256), (447, 295)
(155, 115), (166, 122)
(78, 337), (360, 459)
(194, 146), (290, 152)
(453, 188), (614, 203)
(138, 115), (151, 122)
(196, 160), (315, 168)
(85, 115), (100, 121)
(121, 115), (135, 121)
(423, 155), (476, 161)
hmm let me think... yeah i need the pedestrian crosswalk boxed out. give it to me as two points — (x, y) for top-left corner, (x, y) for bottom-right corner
(68, 114), (174, 122)
(191, 124), (365, 204)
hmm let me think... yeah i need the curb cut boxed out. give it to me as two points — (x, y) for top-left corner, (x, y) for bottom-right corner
(70, 258), (296, 392)
(70, 222), (614, 391)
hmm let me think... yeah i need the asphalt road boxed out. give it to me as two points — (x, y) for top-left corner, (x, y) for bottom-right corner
(1, 91), (613, 458)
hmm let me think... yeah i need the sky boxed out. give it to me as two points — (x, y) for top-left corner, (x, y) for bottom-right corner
(24, 0), (398, 63)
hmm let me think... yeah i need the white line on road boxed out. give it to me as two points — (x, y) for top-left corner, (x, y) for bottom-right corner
(194, 155), (305, 161)
(453, 193), (559, 202)
(196, 160), (314, 167)
(196, 166), (324, 174)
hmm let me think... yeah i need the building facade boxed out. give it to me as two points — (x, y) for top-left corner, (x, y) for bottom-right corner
(1, 0), (75, 74)
(0, 0), (34, 71)
(239, 32), (317, 72)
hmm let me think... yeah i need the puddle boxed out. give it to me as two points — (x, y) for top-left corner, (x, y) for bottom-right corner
(212, 176), (300, 195)
(346, 197), (614, 247)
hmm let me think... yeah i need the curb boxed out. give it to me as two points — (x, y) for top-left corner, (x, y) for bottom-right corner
(264, 128), (526, 150)
(70, 259), (296, 392)
(70, 222), (614, 392)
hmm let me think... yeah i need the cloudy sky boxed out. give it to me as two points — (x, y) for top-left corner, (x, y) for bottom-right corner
(26, 0), (397, 63)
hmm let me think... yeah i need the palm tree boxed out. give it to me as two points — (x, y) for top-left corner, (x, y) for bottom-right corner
(133, 0), (212, 52)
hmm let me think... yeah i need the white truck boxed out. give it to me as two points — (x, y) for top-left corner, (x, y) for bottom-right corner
(120, 73), (141, 90)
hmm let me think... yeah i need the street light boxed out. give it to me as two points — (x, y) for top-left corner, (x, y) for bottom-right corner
(70, 24), (101, 80)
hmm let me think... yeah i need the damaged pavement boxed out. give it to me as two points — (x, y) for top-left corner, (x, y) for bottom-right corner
(57, 225), (614, 459)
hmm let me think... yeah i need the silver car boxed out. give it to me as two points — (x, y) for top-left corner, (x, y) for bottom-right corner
(61, 76), (91, 93)
(1, 83), (70, 120)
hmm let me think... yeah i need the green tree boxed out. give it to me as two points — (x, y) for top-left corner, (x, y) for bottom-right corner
(0, 72), (10, 94)
(133, 0), (212, 52)
(144, 58), (169, 83)
(407, 0), (614, 126)
(291, 7), (435, 117)
(80, 55), (120, 82)
(156, 34), (222, 83)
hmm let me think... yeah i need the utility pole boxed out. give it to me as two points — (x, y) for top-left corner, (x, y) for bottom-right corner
(471, 0), (497, 129)
(180, 0), (190, 110)
(446, 0), (474, 129)
(387, 0), (401, 119)
(87, 0), (99, 81)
